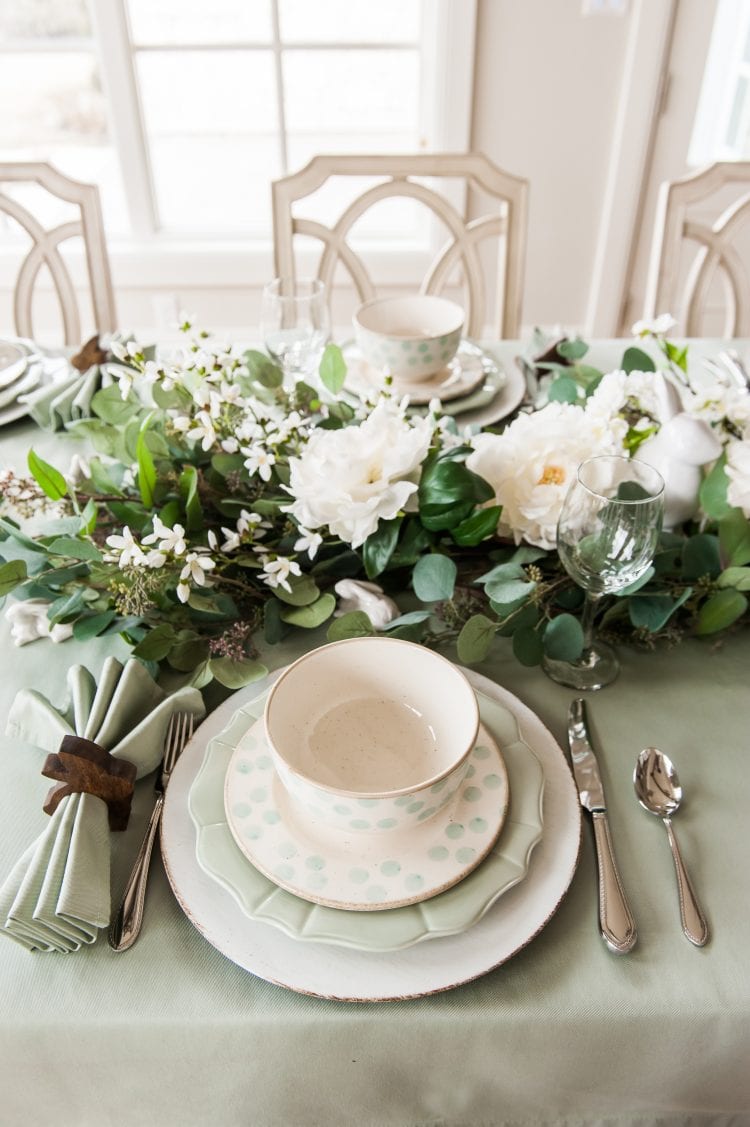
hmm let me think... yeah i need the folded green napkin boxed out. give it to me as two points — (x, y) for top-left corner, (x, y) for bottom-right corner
(19, 361), (122, 432)
(0, 657), (205, 952)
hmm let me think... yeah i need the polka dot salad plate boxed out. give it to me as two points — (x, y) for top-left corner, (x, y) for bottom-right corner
(223, 715), (509, 912)
(187, 683), (545, 952)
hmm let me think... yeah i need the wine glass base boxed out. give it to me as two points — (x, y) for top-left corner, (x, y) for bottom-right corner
(542, 641), (620, 691)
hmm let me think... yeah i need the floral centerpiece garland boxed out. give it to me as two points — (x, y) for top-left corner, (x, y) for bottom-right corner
(1, 315), (749, 688)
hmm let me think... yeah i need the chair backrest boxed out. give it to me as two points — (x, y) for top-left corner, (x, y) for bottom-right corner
(0, 161), (116, 346)
(643, 161), (750, 337)
(272, 153), (529, 338)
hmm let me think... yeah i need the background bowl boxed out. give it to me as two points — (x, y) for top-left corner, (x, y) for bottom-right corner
(353, 295), (464, 383)
(264, 637), (479, 833)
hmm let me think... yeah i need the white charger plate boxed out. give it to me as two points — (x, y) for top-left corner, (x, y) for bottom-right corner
(0, 341), (27, 388)
(162, 668), (581, 1001)
(224, 713), (509, 912)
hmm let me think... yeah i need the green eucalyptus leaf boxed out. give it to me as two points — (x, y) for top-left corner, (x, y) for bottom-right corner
(136, 425), (157, 508)
(557, 338), (588, 361)
(628, 589), (692, 632)
(28, 450), (67, 501)
(451, 505), (501, 547)
(717, 566), (750, 591)
(280, 592), (336, 628)
(72, 610), (117, 641)
(621, 346), (656, 373)
(681, 534), (721, 580)
(382, 610), (431, 631)
(327, 610), (375, 641)
(132, 623), (177, 660)
(616, 566), (655, 596)
(108, 502), (149, 533)
(47, 589), (86, 624)
(718, 508), (750, 567)
(363, 518), (400, 579)
(179, 464), (203, 531)
(456, 614), (496, 664)
(319, 343), (347, 395)
(495, 601), (539, 637)
(512, 626), (544, 666)
(699, 453), (730, 520)
(543, 614), (584, 661)
(547, 376), (579, 404)
(209, 657), (268, 689)
(46, 537), (102, 562)
(0, 517), (49, 554)
(263, 598), (287, 644)
(244, 349), (283, 388)
(91, 383), (135, 425)
(412, 554), (457, 602)
(167, 634), (210, 671)
(80, 498), (98, 535)
(695, 589), (748, 635)
(272, 573), (320, 607)
(484, 577), (535, 604)
(0, 559), (27, 596)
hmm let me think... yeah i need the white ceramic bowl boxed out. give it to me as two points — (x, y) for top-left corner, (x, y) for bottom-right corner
(353, 295), (464, 383)
(264, 637), (479, 833)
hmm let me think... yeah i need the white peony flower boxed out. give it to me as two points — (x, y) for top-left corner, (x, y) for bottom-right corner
(333, 579), (399, 630)
(585, 369), (678, 440)
(6, 600), (74, 646)
(726, 439), (750, 517)
(284, 398), (433, 548)
(466, 401), (621, 549)
(631, 314), (677, 338)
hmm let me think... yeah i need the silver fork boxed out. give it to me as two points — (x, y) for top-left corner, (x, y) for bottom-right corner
(109, 711), (195, 952)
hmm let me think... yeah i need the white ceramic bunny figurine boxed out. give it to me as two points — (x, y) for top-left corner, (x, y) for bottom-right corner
(635, 413), (722, 528)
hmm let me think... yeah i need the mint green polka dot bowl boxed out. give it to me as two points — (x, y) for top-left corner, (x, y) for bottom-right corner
(264, 637), (479, 834)
(353, 295), (464, 383)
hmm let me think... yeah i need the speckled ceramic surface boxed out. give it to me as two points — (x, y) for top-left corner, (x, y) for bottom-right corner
(224, 714), (508, 911)
(344, 338), (500, 406)
(190, 687), (544, 950)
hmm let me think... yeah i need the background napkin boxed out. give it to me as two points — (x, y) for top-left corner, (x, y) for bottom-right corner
(18, 360), (120, 432)
(0, 657), (205, 952)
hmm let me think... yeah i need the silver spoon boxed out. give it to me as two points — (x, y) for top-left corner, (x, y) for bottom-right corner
(633, 747), (709, 947)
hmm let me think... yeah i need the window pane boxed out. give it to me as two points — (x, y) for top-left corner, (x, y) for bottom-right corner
(725, 74), (748, 150)
(137, 50), (277, 135)
(283, 49), (419, 132)
(0, 52), (128, 234)
(137, 51), (280, 232)
(126, 0), (272, 46)
(0, 0), (90, 42)
(150, 137), (278, 234)
(279, 0), (419, 42)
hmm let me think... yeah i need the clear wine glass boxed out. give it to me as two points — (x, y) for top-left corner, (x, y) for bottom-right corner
(260, 277), (330, 379)
(543, 454), (665, 691)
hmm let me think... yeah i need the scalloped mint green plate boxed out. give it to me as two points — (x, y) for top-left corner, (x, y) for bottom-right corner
(189, 689), (544, 952)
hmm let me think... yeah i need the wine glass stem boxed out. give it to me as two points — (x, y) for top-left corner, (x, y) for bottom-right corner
(580, 592), (601, 655)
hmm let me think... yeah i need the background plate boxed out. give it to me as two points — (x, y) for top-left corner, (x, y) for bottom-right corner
(163, 668), (581, 1000)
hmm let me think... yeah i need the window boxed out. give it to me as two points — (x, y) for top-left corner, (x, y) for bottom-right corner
(689, 0), (750, 165)
(0, 0), (475, 268)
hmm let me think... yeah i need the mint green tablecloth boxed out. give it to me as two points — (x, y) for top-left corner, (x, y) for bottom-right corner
(1, 378), (749, 1125)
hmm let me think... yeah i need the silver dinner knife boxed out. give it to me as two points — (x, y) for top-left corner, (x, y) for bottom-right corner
(568, 698), (637, 955)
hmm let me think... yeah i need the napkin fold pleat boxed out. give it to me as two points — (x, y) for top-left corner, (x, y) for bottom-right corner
(1, 657), (206, 951)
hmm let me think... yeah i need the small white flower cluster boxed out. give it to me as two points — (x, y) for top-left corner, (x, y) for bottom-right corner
(104, 517), (216, 603)
(0, 469), (66, 519)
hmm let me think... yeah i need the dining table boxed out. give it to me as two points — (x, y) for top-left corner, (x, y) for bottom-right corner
(0, 340), (748, 1126)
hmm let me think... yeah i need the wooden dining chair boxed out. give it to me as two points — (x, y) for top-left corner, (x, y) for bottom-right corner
(0, 161), (117, 346)
(271, 153), (529, 338)
(643, 161), (750, 337)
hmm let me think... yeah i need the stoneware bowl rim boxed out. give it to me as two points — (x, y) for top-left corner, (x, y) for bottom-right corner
(264, 636), (479, 800)
(353, 294), (465, 340)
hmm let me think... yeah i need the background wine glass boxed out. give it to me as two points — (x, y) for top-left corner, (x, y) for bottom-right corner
(543, 454), (665, 691)
(261, 277), (330, 379)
